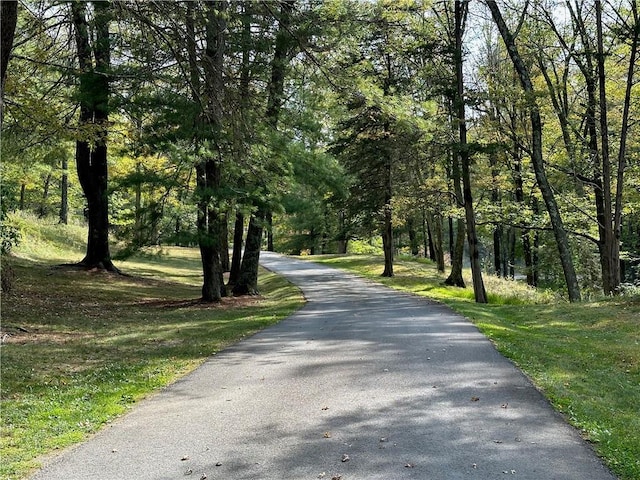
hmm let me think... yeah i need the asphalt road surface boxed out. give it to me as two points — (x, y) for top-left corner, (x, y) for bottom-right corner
(31, 252), (616, 480)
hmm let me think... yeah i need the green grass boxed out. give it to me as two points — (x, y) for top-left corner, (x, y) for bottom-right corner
(0, 216), (304, 480)
(303, 254), (640, 480)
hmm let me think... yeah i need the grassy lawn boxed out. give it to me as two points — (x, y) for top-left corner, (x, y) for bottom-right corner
(0, 218), (304, 480)
(304, 254), (640, 480)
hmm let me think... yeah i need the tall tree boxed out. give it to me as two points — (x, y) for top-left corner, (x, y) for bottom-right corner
(538, 0), (639, 295)
(487, 0), (581, 302)
(233, 0), (296, 296)
(194, 0), (228, 302)
(71, 0), (117, 271)
(454, 0), (487, 302)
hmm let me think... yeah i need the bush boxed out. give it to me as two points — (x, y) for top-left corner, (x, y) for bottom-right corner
(347, 238), (383, 255)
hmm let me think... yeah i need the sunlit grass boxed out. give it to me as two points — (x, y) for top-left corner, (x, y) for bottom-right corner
(303, 253), (640, 480)
(1, 217), (304, 480)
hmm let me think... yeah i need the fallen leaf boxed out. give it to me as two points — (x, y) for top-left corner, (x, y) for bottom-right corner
(184, 468), (193, 476)
(342, 454), (350, 462)
(323, 432), (332, 438)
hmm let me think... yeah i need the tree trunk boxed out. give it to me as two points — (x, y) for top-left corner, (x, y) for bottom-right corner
(1, 0), (18, 123)
(508, 226), (516, 279)
(448, 217), (454, 264)
(407, 216), (419, 256)
(445, 217), (466, 287)
(38, 173), (52, 218)
(196, 0), (228, 302)
(381, 153), (394, 277)
(266, 211), (274, 252)
(426, 215), (436, 262)
(0, 1), (17, 84)
(444, 83), (465, 287)
(59, 156), (68, 224)
(488, 0), (580, 301)
(489, 149), (502, 277)
(426, 212), (445, 273)
(72, 1), (117, 271)
(613, 0), (638, 293)
(228, 211), (244, 287)
(220, 212), (230, 272)
(196, 161), (225, 302)
(455, 0), (486, 303)
(233, 210), (264, 296)
(0, 0), (18, 126)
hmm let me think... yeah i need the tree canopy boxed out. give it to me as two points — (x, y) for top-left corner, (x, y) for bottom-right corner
(2, 0), (639, 301)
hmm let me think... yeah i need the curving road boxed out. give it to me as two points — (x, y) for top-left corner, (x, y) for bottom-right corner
(31, 252), (615, 480)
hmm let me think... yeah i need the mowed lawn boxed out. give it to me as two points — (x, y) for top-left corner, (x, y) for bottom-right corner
(0, 220), (304, 480)
(304, 254), (640, 480)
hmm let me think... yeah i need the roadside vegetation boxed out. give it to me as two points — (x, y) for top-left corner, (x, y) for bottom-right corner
(306, 253), (640, 480)
(0, 214), (304, 480)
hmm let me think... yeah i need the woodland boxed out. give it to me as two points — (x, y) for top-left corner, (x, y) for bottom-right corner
(1, 0), (640, 303)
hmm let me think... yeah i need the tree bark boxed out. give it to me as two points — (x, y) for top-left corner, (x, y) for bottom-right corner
(426, 212), (445, 273)
(407, 216), (419, 256)
(381, 154), (394, 277)
(425, 212), (436, 262)
(38, 173), (52, 218)
(613, 0), (639, 292)
(228, 211), (244, 287)
(1, 0), (18, 123)
(72, 1), (117, 271)
(445, 218), (466, 287)
(487, 0), (581, 302)
(444, 139), (466, 287)
(196, 0), (228, 302)
(59, 156), (68, 224)
(233, 210), (264, 296)
(455, 0), (486, 303)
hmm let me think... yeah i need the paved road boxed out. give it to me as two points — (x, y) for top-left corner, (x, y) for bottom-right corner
(31, 253), (615, 480)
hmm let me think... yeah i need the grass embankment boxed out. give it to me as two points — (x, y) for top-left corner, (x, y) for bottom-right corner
(0, 216), (304, 480)
(306, 254), (640, 480)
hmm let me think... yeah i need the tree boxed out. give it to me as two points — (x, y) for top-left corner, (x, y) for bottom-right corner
(71, 0), (117, 271)
(193, 0), (228, 302)
(535, 0), (639, 295)
(233, 0), (296, 296)
(453, 0), (487, 303)
(487, 0), (581, 302)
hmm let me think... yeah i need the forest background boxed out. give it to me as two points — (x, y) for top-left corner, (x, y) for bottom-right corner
(2, 0), (640, 303)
